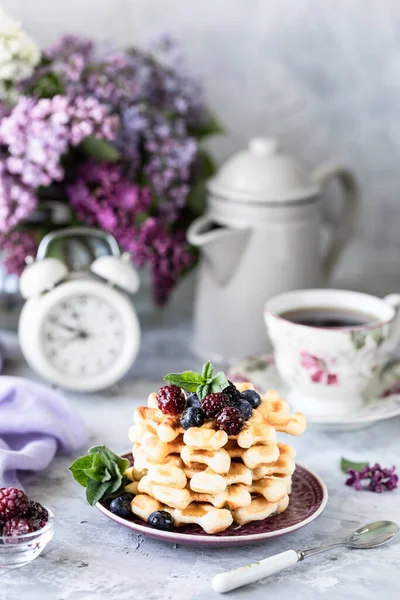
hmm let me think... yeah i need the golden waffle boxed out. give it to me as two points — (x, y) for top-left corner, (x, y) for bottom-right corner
(252, 443), (296, 479)
(173, 503), (233, 534)
(181, 446), (231, 475)
(129, 382), (305, 533)
(183, 427), (228, 450)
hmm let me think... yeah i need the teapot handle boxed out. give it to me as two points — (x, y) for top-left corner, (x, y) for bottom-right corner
(312, 163), (360, 280)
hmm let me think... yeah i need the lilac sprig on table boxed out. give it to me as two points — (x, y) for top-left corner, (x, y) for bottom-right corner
(341, 458), (398, 493)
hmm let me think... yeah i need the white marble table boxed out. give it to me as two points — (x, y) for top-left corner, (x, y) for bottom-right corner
(0, 315), (399, 600)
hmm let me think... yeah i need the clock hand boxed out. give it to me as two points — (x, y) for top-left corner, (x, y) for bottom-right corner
(51, 319), (79, 333)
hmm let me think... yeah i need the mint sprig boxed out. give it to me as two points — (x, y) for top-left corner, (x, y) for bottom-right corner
(70, 446), (129, 506)
(340, 457), (369, 473)
(164, 361), (229, 400)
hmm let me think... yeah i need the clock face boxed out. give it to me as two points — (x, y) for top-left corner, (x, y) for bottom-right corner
(40, 292), (125, 377)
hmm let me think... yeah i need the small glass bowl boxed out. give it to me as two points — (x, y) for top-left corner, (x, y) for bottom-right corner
(0, 508), (54, 569)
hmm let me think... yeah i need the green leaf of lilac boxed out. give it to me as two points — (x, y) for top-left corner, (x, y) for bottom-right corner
(196, 383), (211, 400)
(210, 371), (229, 393)
(163, 371), (204, 392)
(201, 361), (214, 382)
(86, 479), (113, 506)
(80, 136), (121, 162)
(340, 457), (369, 474)
(190, 112), (224, 139)
(69, 455), (94, 487)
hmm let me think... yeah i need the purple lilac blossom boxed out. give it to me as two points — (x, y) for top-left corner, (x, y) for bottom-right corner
(67, 160), (193, 305)
(346, 463), (398, 492)
(0, 230), (37, 274)
(0, 94), (119, 189)
(0, 161), (37, 233)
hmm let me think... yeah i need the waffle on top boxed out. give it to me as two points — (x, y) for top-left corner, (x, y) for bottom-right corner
(127, 383), (306, 534)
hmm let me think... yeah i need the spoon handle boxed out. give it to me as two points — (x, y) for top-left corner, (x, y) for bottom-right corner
(212, 550), (300, 593)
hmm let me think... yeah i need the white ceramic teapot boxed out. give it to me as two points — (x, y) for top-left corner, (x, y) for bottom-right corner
(187, 137), (360, 362)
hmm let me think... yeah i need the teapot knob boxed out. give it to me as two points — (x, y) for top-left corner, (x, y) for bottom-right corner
(249, 137), (279, 156)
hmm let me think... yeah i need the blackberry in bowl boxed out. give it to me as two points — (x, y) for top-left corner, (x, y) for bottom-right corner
(0, 488), (54, 569)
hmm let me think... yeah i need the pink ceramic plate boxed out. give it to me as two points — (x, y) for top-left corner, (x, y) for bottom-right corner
(96, 453), (328, 547)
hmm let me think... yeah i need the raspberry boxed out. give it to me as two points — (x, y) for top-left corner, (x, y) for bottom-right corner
(157, 385), (186, 415)
(0, 488), (29, 519)
(2, 517), (35, 537)
(216, 406), (245, 435)
(24, 501), (48, 527)
(201, 393), (230, 419)
(223, 381), (242, 404)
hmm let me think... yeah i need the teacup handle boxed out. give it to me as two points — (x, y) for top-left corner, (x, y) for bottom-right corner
(312, 163), (360, 280)
(383, 294), (400, 352)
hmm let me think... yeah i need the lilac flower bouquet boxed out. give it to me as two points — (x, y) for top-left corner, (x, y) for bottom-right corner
(0, 16), (221, 305)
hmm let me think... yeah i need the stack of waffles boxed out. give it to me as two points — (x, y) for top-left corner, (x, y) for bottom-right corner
(127, 383), (306, 534)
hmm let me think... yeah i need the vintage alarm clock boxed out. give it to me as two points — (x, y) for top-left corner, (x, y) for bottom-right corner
(18, 227), (141, 392)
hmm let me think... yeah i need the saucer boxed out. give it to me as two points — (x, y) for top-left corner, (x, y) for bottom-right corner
(228, 354), (400, 431)
(96, 453), (327, 547)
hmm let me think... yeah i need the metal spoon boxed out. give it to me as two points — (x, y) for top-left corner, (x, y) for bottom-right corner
(212, 521), (399, 594)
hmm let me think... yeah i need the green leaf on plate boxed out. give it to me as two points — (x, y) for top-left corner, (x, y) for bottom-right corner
(69, 454), (94, 487)
(86, 479), (113, 506)
(201, 361), (214, 382)
(210, 371), (230, 393)
(163, 370), (204, 392)
(340, 457), (369, 473)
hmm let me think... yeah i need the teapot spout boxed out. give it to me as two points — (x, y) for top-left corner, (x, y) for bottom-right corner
(187, 216), (251, 285)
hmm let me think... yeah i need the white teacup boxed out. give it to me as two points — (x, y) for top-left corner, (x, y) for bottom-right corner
(265, 289), (400, 418)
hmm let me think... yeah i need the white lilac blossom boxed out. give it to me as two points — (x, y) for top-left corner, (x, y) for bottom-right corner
(0, 7), (40, 103)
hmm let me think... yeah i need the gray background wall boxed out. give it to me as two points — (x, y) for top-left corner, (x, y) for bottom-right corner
(4, 0), (400, 293)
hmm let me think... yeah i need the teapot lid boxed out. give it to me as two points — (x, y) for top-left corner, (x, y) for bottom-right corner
(208, 137), (319, 203)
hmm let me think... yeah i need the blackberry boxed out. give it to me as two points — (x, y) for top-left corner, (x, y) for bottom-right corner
(236, 399), (253, 420)
(215, 406), (244, 435)
(156, 385), (186, 415)
(241, 389), (261, 408)
(147, 510), (174, 531)
(24, 501), (48, 527)
(201, 393), (230, 419)
(180, 406), (206, 429)
(109, 493), (134, 519)
(0, 488), (29, 520)
(222, 381), (242, 404)
(2, 517), (35, 537)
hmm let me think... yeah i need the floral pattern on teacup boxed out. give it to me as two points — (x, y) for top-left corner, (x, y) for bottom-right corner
(300, 351), (339, 385)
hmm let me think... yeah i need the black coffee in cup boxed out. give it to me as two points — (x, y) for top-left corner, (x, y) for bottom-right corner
(279, 307), (378, 328)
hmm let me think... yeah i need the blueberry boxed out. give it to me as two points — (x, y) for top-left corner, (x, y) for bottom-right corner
(236, 399), (253, 420)
(109, 493), (134, 519)
(180, 406), (206, 429)
(241, 389), (261, 408)
(147, 510), (174, 531)
(186, 393), (201, 408)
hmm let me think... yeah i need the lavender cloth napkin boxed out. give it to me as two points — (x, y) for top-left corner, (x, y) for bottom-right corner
(0, 376), (87, 489)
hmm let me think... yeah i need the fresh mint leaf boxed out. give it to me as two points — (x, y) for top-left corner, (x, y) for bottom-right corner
(163, 371), (204, 392)
(196, 383), (211, 400)
(341, 457), (369, 474)
(201, 361), (214, 381)
(69, 455), (94, 487)
(210, 371), (229, 392)
(86, 479), (113, 506)
(70, 446), (129, 505)
(108, 471), (123, 494)
(88, 446), (129, 474)
(83, 466), (107, 482)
